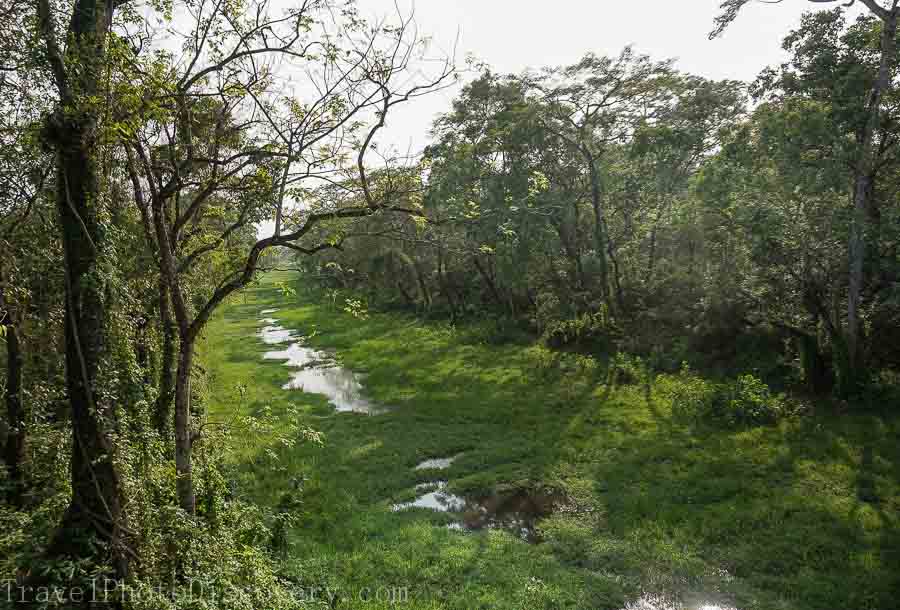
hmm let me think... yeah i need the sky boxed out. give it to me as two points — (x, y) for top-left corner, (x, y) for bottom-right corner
(259, 0), (865, 237)
(356, 0), (864, 154)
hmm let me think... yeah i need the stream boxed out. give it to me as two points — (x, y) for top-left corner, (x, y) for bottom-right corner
(257, 316), (383, 414)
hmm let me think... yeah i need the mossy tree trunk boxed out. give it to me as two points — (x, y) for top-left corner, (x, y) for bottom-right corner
(36, 0), (131, 584)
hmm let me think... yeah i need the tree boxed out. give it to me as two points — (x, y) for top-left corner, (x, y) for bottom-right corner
(713, 0), (900, 392)
(123, 0), (454, 514)
(1, 2), (51, 506)
(31, 0), (135, 580)
(697, 97), (850, 391)
(324, 58), (744, 349)
(0, 166), (49, 506)
(534, 49), (675, 313)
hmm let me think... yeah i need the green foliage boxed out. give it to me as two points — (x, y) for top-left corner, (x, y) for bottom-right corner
(0, 405), (306, 610)
(458, 317), (531, 346)
(125, 503), (306, 610)
(274, 281), (297, 299)
(542, 309), (617, 350)
(658, 363), (719, 422)
(661, 364), (795, 427)
(323, 288), (342, 310)
(531, 292), (563, 335)
(5, 0), (900, 604)
(721, 374), (790, 426)
(525, 344), (563, 379)
(341, 298), (369, 320)
(607, 353), (652, 392)
(270, 487), (305, 559)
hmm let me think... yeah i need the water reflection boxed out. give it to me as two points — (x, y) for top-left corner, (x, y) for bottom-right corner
(257, 319), (383, 414)
(282, 363), (382, 414)
(392, 481), (466, 512)
(264, 343), (335, 368)
(461, 489), (561, 542)
(624, 593), (679, 610)
(414, 455), (460, 470)
(258, 325), (296, 345)
(622, 593), (738, 610)
(393, 484), (561, 542)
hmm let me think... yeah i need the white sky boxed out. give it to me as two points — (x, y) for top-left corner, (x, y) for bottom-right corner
(359, 0), (864, 153)
(259, 0), (863, 237)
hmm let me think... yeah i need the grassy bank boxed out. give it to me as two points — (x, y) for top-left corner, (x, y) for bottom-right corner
(199, 271), (900, 610)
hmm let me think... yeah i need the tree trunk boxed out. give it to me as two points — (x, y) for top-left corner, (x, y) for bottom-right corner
(3, 319), (25, 507)
(552, 215), (584, 292)
(845, 6), (898, 393)
(135, 165), (197, 514)
(647, 205), (664, 284)
(473, 256), (505, 310)
(585, 150), (611, 308)
(436, 246), (458, 319)
(34, 0), (131, 581)
(174, 338), (195, 514)
(155, 278), (175, 438)
(608, 240), (626, 314)
(396, 280), (415, 307)
(48, 121), (129, 582)
(799, 331), (832, 395)
(846, 184), (868, 392)
(412, 259), (432, 309)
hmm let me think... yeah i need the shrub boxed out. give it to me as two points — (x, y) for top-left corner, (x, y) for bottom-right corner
(542, 309), (618, 350)
(719, 374), (786, 425)
(525, 345), (562, 379)
(342, 298), (369, 320)
(608, 353), (650, 387)
(660, 364), (789, 427)
(531, 292), (562, 335)
(659, 363), (718, 421)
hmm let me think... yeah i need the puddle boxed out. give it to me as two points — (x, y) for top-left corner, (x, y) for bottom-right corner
(414, 455), (460, 470)
(282, 363), (382, 414)
(392, 481), (466, 512)
(622, 593), (738, 610)
(258, 325), (297, 345)
(393, 485), (562, 542)
(624, 594), (683, 610)
(264, 343), (336, 369)
(624, 593), (679, 610)
(461, 489), (562, 542)
(257, 320), (384, 415)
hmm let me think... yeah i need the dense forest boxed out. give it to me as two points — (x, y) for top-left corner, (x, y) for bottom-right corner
(310, 7), (900, 398)
(1, 0), (899, 608)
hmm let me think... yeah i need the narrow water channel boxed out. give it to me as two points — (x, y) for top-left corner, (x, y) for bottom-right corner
(257, 315), (384, 414)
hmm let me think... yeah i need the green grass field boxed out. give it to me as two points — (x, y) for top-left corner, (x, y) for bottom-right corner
(199, 271), (900, 610)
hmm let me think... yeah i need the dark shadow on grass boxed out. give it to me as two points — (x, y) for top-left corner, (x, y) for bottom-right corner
(578, 386), (900, 610)
(208, 274), (900, 609)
